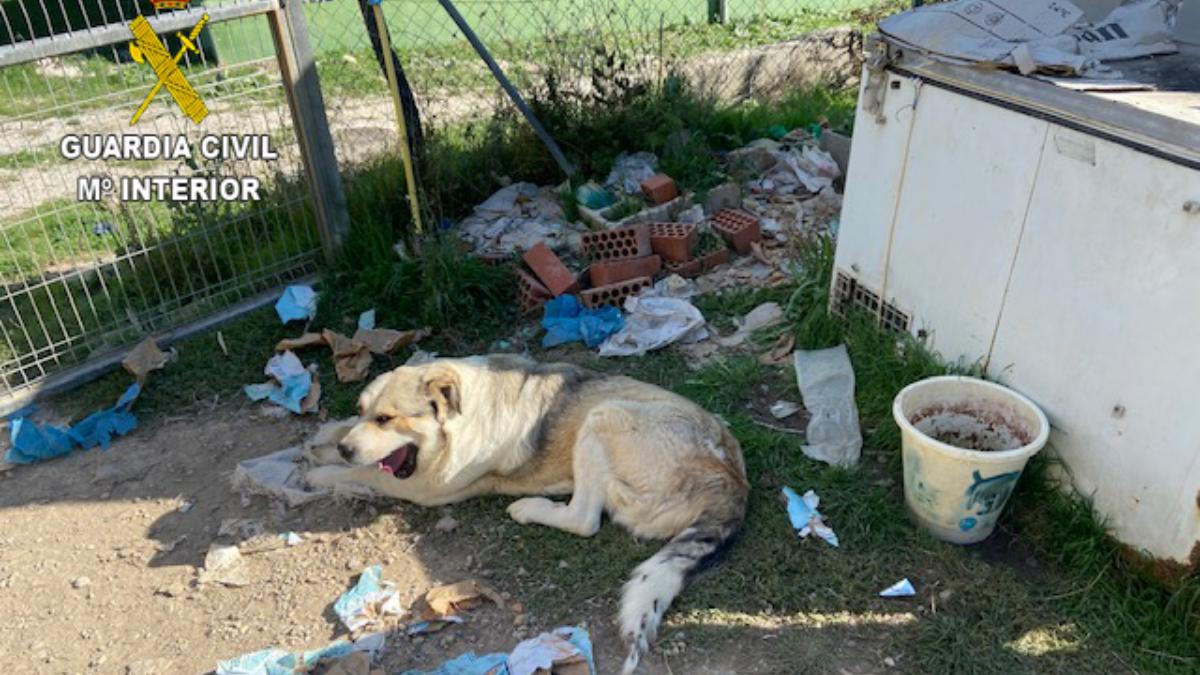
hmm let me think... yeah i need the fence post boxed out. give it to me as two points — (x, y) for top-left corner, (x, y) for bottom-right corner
(707, 0), (728, 24)
(268, 0), (350, 263)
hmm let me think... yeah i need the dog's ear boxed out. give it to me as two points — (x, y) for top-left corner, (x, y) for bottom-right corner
(422, 368), (461, 422)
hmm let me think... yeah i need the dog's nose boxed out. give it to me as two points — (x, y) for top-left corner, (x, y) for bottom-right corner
(337, 443), (354, 461)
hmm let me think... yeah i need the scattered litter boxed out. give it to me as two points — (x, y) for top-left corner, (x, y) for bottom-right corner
(759, 333), (796, 366)
(879, 0), (1181, 77)
(354, 327), (429, 355)
(325, 330), (373, 383)
(782, 486), (839, 547)
(880, 578), (917, 598)
(400, 626), (594, 675)
(507, 627), (594, 675)
(714, 302), (784, 348)
(419, 579), (505, 618)
(275, 327), (429, 381)
(406, 615), (465, 637)
(677, 204), (705, 223)
(599, 295), (708, 357)
(200, 544), (250, 587)
(335, 565), (403, 632)
(4, 383), (140, 465)
(605, 152), (658, 194)
(122, 337), (171, 384)
(769, 400), (802, 419)
(434, 515), (459, 533)
(283, 532), (303, 547)
(652, 274), (697, 300)
(575, 182), (615, 210)
(406, 349), (439, 366)
(275, 285), (318, 324)
(217, 331), (229, 356)
(541, 295), (624, 349)
(244, 351), (315, 414)
(232, 446), (329, 508)
(177, 499), (194, 514)
(72, 576), (91, 589)
(92, 222), (115, 235)
(218, 518), (265, 539)
(458, 183), (581, 255)
(357, 309), (376, 331)
(793, 344), (862, 468)
(216, 633), (385, 675)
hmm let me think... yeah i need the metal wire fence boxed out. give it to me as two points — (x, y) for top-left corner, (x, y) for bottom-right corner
(0, 0), (882, 406)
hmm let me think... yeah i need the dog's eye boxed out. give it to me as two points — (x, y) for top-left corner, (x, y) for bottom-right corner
(374, 414), (393, 425)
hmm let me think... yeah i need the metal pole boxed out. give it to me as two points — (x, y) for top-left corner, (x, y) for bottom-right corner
(708, 0), (728, 24)
(435, 0), (576, 177)
(269, 0), (350, 262)
(369, 0), (425, 233)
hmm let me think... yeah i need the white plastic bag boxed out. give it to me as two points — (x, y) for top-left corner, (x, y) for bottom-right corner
(793, 345), (862, 468)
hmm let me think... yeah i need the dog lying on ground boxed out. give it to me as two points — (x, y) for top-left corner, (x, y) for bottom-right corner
(306, 355), (748, 673)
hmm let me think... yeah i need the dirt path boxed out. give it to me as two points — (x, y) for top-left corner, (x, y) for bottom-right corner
(0, 408), (889, 674)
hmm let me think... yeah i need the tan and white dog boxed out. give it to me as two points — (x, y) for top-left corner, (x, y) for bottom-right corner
(306, 355), (748, 673)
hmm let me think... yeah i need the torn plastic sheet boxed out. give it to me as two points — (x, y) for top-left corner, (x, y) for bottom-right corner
(400, 626), (594, 675)
(275, 285), (318, 324)
(793, 345), (862, 468)
(244, 351), (315, 415)
(782, 486), (839, 547)
(231, 446), (329, 508)
(598, 296), (708, 357)
(334, 565), (403, 632)
(4, 383), (140, 465)
(541, 295), (624, 349)
(216, 633), (385, 675)
(880, 578), (917, 598)
(604, 152), (658, 194)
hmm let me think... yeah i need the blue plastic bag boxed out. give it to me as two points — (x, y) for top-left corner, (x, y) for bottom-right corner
(541, 295), (623, 349)
(4, 383), (141, 465)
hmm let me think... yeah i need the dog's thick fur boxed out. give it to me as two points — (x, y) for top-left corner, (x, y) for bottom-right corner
(306, 355), (748, 672)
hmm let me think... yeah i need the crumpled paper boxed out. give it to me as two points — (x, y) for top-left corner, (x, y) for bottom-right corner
(399, 626), (594, 675)
(122, 336), (171, 383)
(200, 543), (251, 587)
(599, 295), (708, 357)
(541, 295), (624, 349)
(216, 633), (385, 675)
(793, 344), (861, 468)
(335, 565), (403, 632)
(4, 383), (141, 464)
(274, 327), (429, 381)
(880, 578), (917, 598)
(782, 486), (839, 547)
(275, 285), (318, 324)
(244, 351), (317, 414)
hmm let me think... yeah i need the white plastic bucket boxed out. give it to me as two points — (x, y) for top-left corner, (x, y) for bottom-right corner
(893, 376), (1049, 544)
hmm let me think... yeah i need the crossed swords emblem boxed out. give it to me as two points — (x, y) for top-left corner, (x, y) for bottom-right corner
(127, 13), (211, 126)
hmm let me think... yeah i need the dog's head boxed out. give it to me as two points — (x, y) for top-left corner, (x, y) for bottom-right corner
(336, 364), (461, 479)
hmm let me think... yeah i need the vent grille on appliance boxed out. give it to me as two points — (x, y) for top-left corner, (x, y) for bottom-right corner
(833, 271), (911, 333)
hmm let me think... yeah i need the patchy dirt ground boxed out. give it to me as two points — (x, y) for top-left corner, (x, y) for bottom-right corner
(0, 407), (893, 675)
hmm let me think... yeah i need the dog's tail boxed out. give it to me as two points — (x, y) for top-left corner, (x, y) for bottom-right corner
(618, 502), (745, 673)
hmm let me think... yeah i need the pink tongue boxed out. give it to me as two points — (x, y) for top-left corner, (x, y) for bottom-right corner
(377, 447), (409, 473)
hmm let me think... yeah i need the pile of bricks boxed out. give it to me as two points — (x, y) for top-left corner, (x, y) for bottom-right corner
(481, 176), (765, 314)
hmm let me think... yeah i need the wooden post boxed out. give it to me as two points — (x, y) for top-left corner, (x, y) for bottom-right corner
(268, 0), (350, 263)
(708, 0), (728, 24)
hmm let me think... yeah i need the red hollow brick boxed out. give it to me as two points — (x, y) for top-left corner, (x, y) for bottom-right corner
(701, 247), (730, 271)
(580, 223), (651, 262)
(640, 174), (678, 205)
(516, 268), (552, 314)
(580, 276), (652, 310)
(711, 209), (762, 255)
(665, 258), (702, 279)
(522, 242), (579, 297)
(648, 222), (698, 263)
(590, 254), (662, 287)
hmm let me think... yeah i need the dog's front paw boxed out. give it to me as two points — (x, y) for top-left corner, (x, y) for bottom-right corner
(507, 497), (553, 525)
(306, 465), (351, 489)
